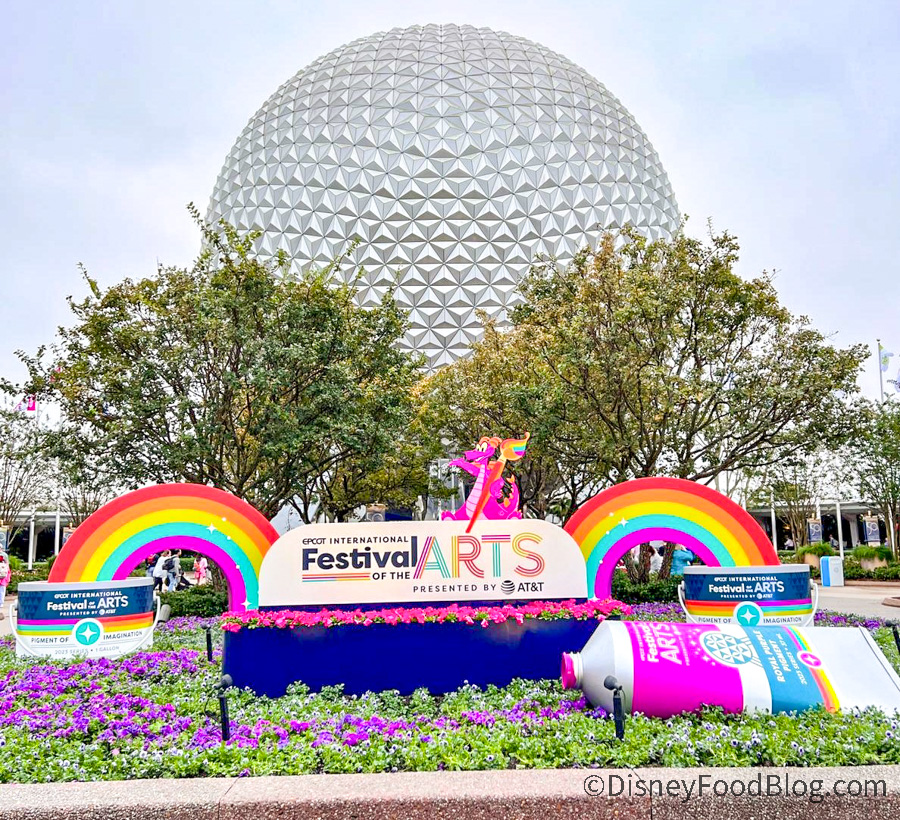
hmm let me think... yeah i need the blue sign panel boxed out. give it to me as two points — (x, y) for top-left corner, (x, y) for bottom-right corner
(680, 565), (815, 626)
(12, 579), (158, 659)
(807, 519), (822, 545)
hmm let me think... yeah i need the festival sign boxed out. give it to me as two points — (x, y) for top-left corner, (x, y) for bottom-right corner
(258, 518), (588, 606)
(678, 565), (816, 626)
(11, 578), (158, 660)
(47, 473), (784, 619)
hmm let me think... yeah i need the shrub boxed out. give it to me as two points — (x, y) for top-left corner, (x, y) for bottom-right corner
(874, 564), (900, 581)
(797, 542), (835, 558)
(6, 562), (51, 595)
(159, 584), (229, 617)
(853, 544), (894, 562)
(611, 573), (681, 603)
(840, 557), (870, 580)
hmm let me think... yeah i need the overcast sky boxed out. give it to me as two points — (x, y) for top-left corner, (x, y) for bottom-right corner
(2, 0), (898, 398)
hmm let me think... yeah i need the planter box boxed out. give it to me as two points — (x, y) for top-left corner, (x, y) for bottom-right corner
(802, 553), (821, 570)
(860, 557), (889, 572)
(223, 617), (602, 697)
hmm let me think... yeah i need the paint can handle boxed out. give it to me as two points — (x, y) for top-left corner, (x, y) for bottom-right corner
(677, 582), (697, 623)
(8, 601), (39, 658)
(804, 581), (819, 627)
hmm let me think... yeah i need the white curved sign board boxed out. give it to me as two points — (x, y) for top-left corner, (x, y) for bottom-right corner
(259, 519), (587, 606)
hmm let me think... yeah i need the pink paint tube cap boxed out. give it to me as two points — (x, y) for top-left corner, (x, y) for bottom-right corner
(561, 653), (578, 689)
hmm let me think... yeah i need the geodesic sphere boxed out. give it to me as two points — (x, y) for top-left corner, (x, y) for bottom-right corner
(207, 23), (679, 368)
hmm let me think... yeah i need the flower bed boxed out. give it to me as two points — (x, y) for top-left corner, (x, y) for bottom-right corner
(0, 610), (898, 783)
(221, 599), (629, 631)
(221, 600), (628, 697)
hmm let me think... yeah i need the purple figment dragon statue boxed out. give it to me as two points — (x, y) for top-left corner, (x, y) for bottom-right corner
(442, 435), (524, 522)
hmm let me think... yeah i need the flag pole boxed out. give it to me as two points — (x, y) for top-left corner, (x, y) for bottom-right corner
(878, 338), (884, 402)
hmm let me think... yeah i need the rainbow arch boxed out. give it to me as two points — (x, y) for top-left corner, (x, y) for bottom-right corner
(565, 477), (779, 599)
(48, 484), (279, 610)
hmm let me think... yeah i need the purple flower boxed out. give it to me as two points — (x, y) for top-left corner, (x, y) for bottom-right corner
(343, 731), (369, 746)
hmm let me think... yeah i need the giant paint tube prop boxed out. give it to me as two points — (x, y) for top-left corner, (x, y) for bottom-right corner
(561, 621), (900, 718)
(679, 565), (817, 626)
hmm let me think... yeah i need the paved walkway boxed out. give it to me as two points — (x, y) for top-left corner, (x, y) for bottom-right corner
(1, 766), (900, 819)
(818, 582), (900, 619)
(0, 596), (12, 638)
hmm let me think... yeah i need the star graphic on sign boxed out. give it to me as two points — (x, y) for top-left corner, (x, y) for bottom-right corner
(207, 524), (216, 534)
(74, 622), (101, 646)
(619, 517), (628, 527)
(734, 602), (762, 626)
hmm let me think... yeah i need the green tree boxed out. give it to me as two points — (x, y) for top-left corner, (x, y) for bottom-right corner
(0, 399), (51, 539)
(48, 424), (124, 526)
(511, 227), (866, 485)
(311, 402), (444, 522)
(20, 211), (421, 521)
(749, 453), (835, 547)
(847, 400), (900, 556)
(421, 317), (597, 520)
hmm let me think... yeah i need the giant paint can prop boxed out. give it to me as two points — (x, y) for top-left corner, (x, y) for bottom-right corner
(561, 621), (900, 718)
(679, 565), (816, 626)
(11, 578), (158, 660)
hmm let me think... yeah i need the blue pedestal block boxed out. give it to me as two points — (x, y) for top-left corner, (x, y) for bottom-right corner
(222, 618), (602, 697)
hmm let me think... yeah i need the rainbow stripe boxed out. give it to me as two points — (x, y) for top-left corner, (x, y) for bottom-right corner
(565, 477), (779, 599)
(786, 627), (839, 712)
(48, 484), (279, 610)
(502, 436), (530, 459)
(302, 574), (371, 582)
(16, 611), (155, 637)
(413, 535), (451, 578)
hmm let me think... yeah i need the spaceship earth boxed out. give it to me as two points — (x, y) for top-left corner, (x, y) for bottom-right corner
(207, 23), (680, 368)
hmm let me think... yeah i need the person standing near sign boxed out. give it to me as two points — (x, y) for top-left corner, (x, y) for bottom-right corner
(649, 545), (664, 575)
(671, 545), (695, 576)
(167, 550), (182, 592)
(0, 553), (10, 618)
(153, 550), (170, 592)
